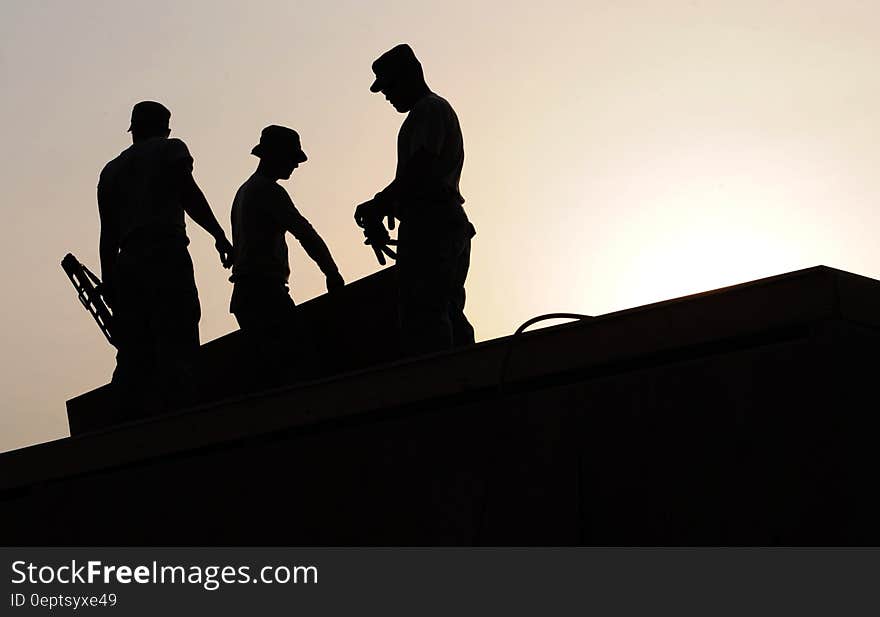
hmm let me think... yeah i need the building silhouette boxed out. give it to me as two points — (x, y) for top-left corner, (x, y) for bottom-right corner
(1, 265), (878, 545)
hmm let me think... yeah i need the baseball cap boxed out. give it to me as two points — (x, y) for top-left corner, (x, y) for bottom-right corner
(370, 44), (423, 92)
(128, 101), (171, 132)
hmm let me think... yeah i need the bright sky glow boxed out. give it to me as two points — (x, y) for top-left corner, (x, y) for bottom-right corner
(2, 0), (879, 452)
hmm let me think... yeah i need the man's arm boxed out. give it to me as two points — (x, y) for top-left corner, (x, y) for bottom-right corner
(177, 171), (233, 268)
(353, 151), (435, 264)
(270, 191), (344, 291)
(182, 179), (234, 270)
(370, 148), (439, 217)
(354, 149), (438, 232)
(165, 139), (233, 268)
(97, 173), (119, 306)
(357, 101), (448, 226)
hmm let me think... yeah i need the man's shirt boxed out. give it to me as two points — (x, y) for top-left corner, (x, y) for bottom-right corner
(395, 91), (468, 224)
(98, 137), (192, 246)
(230, 173), (339, 285)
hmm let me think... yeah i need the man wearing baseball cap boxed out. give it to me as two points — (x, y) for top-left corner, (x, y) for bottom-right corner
(355, 44), (476, 355)
(229, 125), (343, 351)
(97, 100), (233, 419)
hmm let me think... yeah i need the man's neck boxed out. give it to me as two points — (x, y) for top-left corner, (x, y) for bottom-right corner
(255, 162), (282, 182)
(408, 84), (431, 109)
(132, 134), (166, 144)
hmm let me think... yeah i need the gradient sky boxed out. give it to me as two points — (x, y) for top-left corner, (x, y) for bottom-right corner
(2, 0), (879, 453)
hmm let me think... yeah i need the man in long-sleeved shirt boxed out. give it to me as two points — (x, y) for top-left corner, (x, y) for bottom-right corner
(355, 44), (475, 355)
(230, 125), (343, 331)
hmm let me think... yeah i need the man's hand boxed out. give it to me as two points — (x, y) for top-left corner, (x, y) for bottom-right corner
(362, 219), (397, 266)
(215, 235), (233, 269)
(356, 198), (398, 264)
(354, 199), (383, 228)
(326, 271), (345, 292)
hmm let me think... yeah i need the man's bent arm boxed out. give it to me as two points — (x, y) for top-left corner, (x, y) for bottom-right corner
(372, 148), (438, 219)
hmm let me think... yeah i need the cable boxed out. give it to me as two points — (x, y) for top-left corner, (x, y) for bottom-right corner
(498, 312), (592, 394)
(473, 312), (593, 545)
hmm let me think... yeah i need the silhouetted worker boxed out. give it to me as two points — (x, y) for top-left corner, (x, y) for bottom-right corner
(98, 101), (233, 419)
(229, 126), (343, 365)
(355, 43), (476, 356)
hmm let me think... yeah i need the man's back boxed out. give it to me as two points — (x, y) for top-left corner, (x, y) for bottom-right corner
(230, 173), (293, 284)
(396, 91), (466, 222)
(99, 137), (192, 245)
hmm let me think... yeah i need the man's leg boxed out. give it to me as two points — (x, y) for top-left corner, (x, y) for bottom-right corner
(152, 246), (201, 412)
(111, 253), (160, 421)
(398, 267), (454, 355)
(397, 221), (469, 356)
(450, 231), (475, 348)
(232, 281), (299, 387)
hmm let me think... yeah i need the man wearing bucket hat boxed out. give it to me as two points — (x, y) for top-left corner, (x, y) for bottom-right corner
(229, 125), (343, 332)
(97, 100), (233, 418)
(354, 43), (476, 356)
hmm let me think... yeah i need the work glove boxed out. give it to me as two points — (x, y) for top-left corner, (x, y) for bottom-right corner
(355, 198), (397, 265)
(362, 218), (397, 265)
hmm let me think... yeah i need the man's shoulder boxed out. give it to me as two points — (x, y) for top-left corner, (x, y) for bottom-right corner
(237, 174), (287, 204)
(164, 136), (189, 151)
(407, 92), (459, 129)
(103, 138), (190, 166)
(244, 173), (283, 192)
(99, 145), (133, 182)
(130, 137), (192, 162)
(160, 138), (192, 166)
(414, 92), (455, 114)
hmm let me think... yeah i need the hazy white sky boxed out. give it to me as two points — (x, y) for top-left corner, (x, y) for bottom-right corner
(2, 0), (879, 453)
